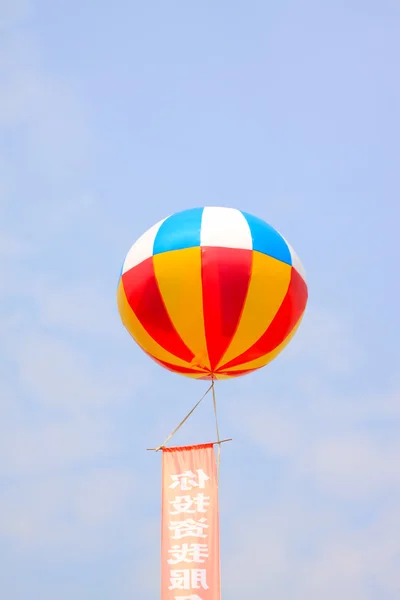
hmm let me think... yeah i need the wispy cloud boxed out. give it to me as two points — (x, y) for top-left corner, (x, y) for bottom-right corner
(222, 496), (400, 599)
(0, 10), (146, 575)
(0, 31), (90, 174)
(0, 0), (30, 30)
(0, 467), (136, 555)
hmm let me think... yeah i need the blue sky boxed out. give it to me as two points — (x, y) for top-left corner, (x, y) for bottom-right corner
(0, 0), (399, 598)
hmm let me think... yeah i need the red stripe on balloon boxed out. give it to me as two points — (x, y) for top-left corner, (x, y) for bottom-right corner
(220, 267), (308, 370)
(122, 257), (195, 363)
(149, 354), (207, 376)
(201, 247), (252, 371)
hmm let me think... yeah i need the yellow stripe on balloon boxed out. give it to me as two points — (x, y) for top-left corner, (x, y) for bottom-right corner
(217, 251), (292, 369)
(153, 247), (210, 370)
(221, 317), (303, 373)
(117, 280), (195, 369)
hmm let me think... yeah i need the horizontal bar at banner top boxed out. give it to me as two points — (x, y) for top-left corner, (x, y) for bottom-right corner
(146, 438), (232, 451)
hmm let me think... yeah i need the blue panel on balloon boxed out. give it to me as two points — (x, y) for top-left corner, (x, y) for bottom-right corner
(241, 211), (291, 265)
(153, 208), (204, 254)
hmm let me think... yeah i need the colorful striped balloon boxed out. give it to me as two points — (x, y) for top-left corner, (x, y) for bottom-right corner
(117, 207), (308, 380)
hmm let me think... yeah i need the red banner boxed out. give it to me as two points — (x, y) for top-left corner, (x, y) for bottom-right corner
(161, 443), (221, 600)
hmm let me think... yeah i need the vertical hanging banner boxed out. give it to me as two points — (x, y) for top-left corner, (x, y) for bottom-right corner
(161, 443), (221, 600)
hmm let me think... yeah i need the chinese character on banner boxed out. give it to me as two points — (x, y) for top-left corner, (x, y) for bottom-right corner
(169, 569), (209, 591)
(161, 444), (220, 600)
(169, 518), (209, 539)
(168, 543), (209, 564)
(169, 493), (210, 514)
(169, 469), (210, 491)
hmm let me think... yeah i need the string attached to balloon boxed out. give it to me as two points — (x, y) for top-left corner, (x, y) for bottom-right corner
(211, 381), (221, 480)
(146, 380), (228, 482)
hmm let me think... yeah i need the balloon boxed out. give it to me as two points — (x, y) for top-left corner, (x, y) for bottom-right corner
(117, 207), (308, 380)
